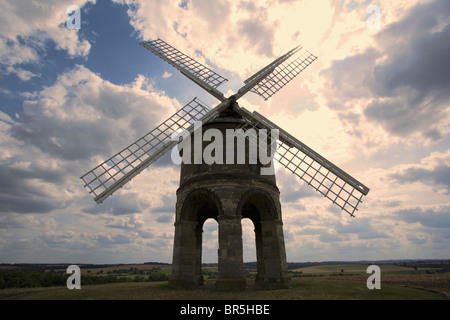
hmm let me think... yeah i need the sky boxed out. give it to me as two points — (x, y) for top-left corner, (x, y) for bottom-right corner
(0, 0), (449, 264)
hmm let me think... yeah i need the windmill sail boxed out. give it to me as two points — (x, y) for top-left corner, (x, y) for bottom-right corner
(81, 98), (211, 204)
(243, 45), (302, 88)
(82, 37), (369, 213)
(140, 39), (228, 102)
(234, 106), (369, 217)
(244, 46), (317, 100)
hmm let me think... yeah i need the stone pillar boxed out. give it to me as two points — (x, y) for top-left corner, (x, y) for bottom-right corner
(169, 220), (203, 288)
(259, 219), (290, 289)
(215, 215), (246, 290)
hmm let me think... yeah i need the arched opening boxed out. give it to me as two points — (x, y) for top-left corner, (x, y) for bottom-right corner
(241, 203), (264, 286)
(201, 218), (218, 283)
(242, 218), (256, 263)
(241, 217), (257, 281)
(195, 199), (219, 285)
(238, 190), (289, 288)
(171, 190), (220, 288)
(202, 218), (219, 264)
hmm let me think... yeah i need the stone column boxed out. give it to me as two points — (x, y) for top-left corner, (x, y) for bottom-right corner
(215, 215), (246, 290)
(259, 219), (290, 289)
(169, 220), (203, 288)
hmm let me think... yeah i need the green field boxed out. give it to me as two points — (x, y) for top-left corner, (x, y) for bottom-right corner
(1, 262), (449, 300)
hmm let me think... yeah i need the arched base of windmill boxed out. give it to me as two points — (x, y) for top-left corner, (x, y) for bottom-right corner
(169, 183), (290, 290)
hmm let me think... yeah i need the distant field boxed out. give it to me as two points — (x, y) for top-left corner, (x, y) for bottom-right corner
(292, 264), (416, 274)
(1, 262), (448, 300)
(1, 276), (447, 300)
(50, 264), (171, 275)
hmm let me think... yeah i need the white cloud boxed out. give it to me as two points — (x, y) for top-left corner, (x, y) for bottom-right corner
(0, 0), (93, 79)
(0, 63), (182, 262)
(162, 71), (172, 79)
(1, 0), (449, 264)
(389, 150), (450, 195)
(9, 65), (180, 162)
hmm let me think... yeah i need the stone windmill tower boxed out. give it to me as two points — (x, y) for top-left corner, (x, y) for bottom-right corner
(81, 38), (370, 290)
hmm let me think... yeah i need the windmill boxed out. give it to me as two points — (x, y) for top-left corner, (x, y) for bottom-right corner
(81, 38), (370, 289)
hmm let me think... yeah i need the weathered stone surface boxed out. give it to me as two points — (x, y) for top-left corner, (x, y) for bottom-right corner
(169, 112), (290, 289)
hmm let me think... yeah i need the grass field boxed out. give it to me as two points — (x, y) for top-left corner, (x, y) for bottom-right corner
(291, 264), (413, 274)
(1, 263), (449, 300)
(0, 277), (447, 300)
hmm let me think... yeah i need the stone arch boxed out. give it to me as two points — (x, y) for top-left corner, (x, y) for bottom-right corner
(170, 188), (222, 288)
(179, 187), (223, 222)
(237, 189), (289, 289)
(237, 188), (281, 222)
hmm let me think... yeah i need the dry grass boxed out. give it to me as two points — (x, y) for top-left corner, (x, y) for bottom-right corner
(2, 263), (448, 300)
(292, 264), (414, 274)
(2, 275), (448, 300)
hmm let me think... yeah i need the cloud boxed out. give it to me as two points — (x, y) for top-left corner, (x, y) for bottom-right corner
(390, 165), (450, 194)
(162, 71), (172, 79)
(1, 0), (449, 264)
(3, 64), (171, 217)
(322, 0), (450, 141)
(94, 233), (134, 248)
(0, 140), (66, 214)
(9, 65), (179, 162)
(118, 0), (334, 81)
(336, 218), (389, 240)
(395, 205), (450, 229)
(83, 192), (148, 215)
(389, 150), (450, 194)
(235, 2), (276, 57)
(0, 0), (93, 79)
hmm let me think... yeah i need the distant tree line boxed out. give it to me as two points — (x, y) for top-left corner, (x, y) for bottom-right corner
(0, 269), (170, 289)
(0, 269), (68, 288)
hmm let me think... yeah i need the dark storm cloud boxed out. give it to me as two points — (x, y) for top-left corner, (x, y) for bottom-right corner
(324, 0), (450, 140)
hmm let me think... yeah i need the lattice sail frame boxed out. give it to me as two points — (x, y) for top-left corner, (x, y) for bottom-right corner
(82, 37), (369, 213)
(234, 107), (370, 216)
(140, 39), (228, 102)
(140, 39), (227, 88)
(80, 98), (211, 204)
(245, 47), (317, 100)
